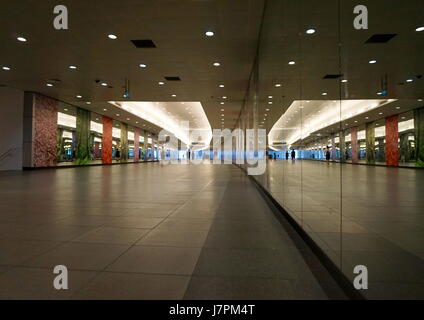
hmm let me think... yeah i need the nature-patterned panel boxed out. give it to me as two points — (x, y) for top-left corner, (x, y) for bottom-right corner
(75, 108), (91, 165)
(351, 126), (359, 163)
(33, 94), (58, 167)
(102, 117), (112, 164)
(120, 123), (128, 161)
(385, 115), (399, 166)
(415, 107), (424, 167)
(134, 127), (140, 162)
(365, 122), (375, 165)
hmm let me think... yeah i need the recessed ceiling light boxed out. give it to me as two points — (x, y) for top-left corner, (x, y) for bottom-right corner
(126, 118), (130, 121)
(341, 79), (348, 83)
(46, 83), (53, 87)
(158, 81), (165, 85)
(365, 116), (369, 119)
(103, 108), (107, 111)
(139, 63), (147, 68)
(17, 36), (27, 42)
(266, 108), (270, 111)
(306, 28), (316, 34)
(96, 118), (99, 121)
(64, 108), (68, 111)
(213, 62), (220, 67)
(379, 112), (383, 115)
(219, 84), (224, 88)
(116, 114), (120, 116)
(275, 84), (282, 87)
(406, 79), (414, 83)
(268, 96), (273, 99)
(221, 109), (225, 111)
(322, 92), (328, 96)
(222, 96), (227, 99)
(171, 94), (176, 97)
(108, 34), (117, 39)
(86, 102), (91, 104)
(418, 99), (423, 102)
(396, 106), (401, 109)
(76, 95), (82, 98)
(220, 102), (224, 105)
(402, 117), (406, 119)
(369, 60), (377, 64)
(2, 66), (11, 71)
(288, 61), (296, 65)
(101, 82), (108, 86)
(416, 26), (424, 32)
(205, 31), (214, 37)
(136, 121), (139, 124)
(69, 65), (77, 70)
(354, 120), (358, 123)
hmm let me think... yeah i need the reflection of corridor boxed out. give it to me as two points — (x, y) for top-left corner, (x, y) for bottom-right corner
(0, 163), (344, 299)
(262, 160), (424, 299)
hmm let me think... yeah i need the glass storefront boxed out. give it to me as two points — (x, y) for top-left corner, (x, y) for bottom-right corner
(236, 0), (424, 299)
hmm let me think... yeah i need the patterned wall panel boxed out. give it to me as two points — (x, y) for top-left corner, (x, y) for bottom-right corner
(365, 122), (376, 165)
(385, 115), (399, 166)
(134, 127), (140, 162)
(415, 108), (424, 167)
(351, 126), (359, 164)
(120, 123), (128, 161)
(33, 94), (58, 167)
(75, 108), (91, 165)
(102, 116), (112, 164)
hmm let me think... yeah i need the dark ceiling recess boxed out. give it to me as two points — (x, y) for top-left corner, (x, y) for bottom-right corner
(323, 74), (343, 79)
(365, 34), (397, 43)
(131, 39), (156, 48)
(164, 76), (181, 81)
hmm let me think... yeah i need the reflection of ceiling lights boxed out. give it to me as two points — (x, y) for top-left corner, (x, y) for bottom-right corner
(269, 99), (396, 147)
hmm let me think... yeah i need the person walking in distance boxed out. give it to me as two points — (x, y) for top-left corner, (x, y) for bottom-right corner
(285, 150), (289, 160)
(325, 146), (331, 163)
(291, 149), (295, 160)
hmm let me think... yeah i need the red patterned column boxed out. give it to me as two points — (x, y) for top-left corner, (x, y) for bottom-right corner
(102, 116), (112, 164)
(351, 126), (359, 164)
(385, 115), (399, 166)
(32, 94), (58, 167)
(134, 128), (140, 162)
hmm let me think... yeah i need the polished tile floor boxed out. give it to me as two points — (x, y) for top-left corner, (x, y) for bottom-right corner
(0, 163), (344, 300)
(261, 160), (424, 299)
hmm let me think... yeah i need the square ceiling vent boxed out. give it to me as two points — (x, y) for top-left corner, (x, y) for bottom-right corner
(323, 74), (343, 79)
(365, 34), (397, 43)
(131, 39), (156, 48)
(164, 76), (181, 81)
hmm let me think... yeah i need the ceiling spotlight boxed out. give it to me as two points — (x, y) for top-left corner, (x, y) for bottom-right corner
(306, 28), (316, 34)
(103, 108), (107, 111)
(396, 106), (401, 109)
(17, 36), (27, 42)
(365, 116), (369, 119)
(171, 94), (176, 97)
(222, 96), (227, 99)
(213, 62), (220, 67)
(108, 34), (117, 39)
(341, 79), (348, 83)
(46, 83), (53, 87)
(418, 99), (423, 102)
(76, 95), (82, 98)
(322, 92), (328, 96)
(406, 79), (414, 83)
(221, 109), (225, 111)
(416, 26), (424, 32)
(139, 64), (147, 68)
(275, 84), (282, 87)
(219, 84), (224, 88)
(220, 102), (224, 105)
(205, 31), (214, 37)
(266, 108), (270, 111)
(268, 102), (273, 105)
(158, 81), (165, 85)
(86, 102), (91, 104)
(64, 108), (68, 111)
(116, 114), (120, 116)
(69, 65), (77, 70)
(369, 60), (377, 64)
(379, 112), (383, 115)
(288, 61), (296, 65)
(101, 82), (108, 86)
(268, 96), (273, 99)
(2, 66), (11, 71)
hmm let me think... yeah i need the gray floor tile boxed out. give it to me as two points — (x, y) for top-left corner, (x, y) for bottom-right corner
(71, 227), (150, 245)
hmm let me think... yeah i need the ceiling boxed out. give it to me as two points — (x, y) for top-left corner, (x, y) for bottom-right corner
(0, 0), (265, 135)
